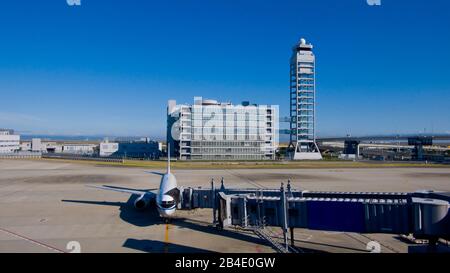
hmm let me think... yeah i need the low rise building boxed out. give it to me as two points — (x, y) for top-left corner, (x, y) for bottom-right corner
(31, 138), (42, 152)
(99, 141), (119, 157)
(100, 139), (161, 159)
(62, 144), (97, 155)
(38, 141), (63, 153)
(0, 129), (20, 153)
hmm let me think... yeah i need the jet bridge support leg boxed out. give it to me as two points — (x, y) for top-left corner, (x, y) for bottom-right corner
(211, 179), (217, 225)
(280, 183), (289, 252)
(290, 227), (295, 247)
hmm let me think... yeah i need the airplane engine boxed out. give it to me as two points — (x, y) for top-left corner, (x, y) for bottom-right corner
(134, 195), (151, 210)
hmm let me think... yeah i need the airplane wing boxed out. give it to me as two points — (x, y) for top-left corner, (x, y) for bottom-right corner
(86, 185), (157, 197)
(144, 171), (165, 176)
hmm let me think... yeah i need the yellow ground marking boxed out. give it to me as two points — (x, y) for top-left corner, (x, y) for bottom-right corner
(164, 223), (170, 253)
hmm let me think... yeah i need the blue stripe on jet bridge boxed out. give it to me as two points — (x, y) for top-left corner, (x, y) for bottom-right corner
(306, 200), (365, 233)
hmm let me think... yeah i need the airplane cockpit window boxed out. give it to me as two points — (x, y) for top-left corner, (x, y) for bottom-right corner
(161, 200), (175, 209)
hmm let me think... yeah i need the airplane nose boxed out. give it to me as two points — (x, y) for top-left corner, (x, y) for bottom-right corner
(158, 208), (175, 218)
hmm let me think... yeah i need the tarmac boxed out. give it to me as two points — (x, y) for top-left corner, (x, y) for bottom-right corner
(1, 159), (449, 253)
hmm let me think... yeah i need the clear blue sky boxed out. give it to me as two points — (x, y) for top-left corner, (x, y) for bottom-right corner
(0, 0), (449, 138)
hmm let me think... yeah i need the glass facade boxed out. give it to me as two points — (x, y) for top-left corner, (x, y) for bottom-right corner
(168, 98), (279, 160)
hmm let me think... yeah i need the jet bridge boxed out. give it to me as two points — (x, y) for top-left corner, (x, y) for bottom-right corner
(180, 179), (450, 250)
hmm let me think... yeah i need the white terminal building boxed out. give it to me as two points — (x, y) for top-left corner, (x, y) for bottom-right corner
(99, 140), (119, 157)
(0, 129), (20, 154)
(289, 38), (322, 160)
(62, 144), (97, 155)
(167, 97), (279, 160)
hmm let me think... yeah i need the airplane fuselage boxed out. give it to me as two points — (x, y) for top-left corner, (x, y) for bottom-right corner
(156, 173), (178, 217)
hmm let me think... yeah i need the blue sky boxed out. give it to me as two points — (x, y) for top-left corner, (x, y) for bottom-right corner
(0, 0), (449, 138)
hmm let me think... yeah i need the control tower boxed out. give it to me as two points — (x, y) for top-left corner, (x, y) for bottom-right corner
(289, 38), (322, 160)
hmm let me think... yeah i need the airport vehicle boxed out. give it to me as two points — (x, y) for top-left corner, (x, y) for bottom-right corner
(88, 145), (179, 218)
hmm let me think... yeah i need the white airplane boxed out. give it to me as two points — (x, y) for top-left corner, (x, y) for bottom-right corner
(87, 145), (179, 218)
